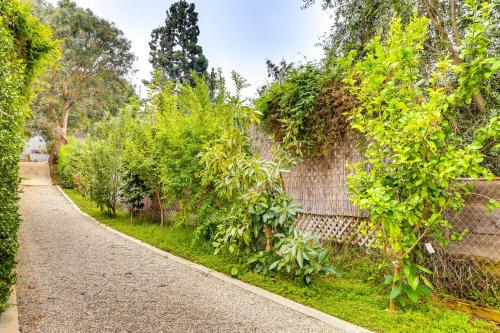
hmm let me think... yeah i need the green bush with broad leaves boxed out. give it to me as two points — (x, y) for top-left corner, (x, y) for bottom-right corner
(344, 2), (499, 311)
(200, 75), (335, 283)
(0, 0), (54, 310)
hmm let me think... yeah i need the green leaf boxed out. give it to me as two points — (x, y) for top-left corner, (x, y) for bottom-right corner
(406, 288), (419, 303)
(408, 274), (420, 291)
(389, 285), (402, 299)
(416, 264), (432, 274)
(297, 251), (304, 268)
(420, 275), (434, 290)
(269, 261), (279, 270)
(230, 266), (239, 277)
(486, 199), (500, 212)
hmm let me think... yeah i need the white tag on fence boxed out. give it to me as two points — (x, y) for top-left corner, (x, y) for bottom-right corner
(425, 243), (435, 254)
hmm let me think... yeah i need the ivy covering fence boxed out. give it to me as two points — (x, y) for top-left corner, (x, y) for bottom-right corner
(0, 0), (54, 310)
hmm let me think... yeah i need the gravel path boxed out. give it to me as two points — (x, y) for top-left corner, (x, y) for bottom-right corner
(16, 163), (349, 333)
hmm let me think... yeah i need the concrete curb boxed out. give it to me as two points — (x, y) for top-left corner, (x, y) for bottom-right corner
(56, 185), (372, 333)
(0, 288), (19, 333)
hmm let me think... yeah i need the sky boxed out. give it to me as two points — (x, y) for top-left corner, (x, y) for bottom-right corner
(46, 0), (333, 97)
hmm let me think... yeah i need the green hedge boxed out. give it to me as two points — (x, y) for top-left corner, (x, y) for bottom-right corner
(0, 0), (54, 310)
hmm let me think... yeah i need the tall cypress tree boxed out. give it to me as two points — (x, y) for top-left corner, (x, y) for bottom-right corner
(149, 0), (208, 85)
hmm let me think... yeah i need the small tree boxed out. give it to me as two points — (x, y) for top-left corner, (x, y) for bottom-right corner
(344, 3), (499, 311)
(77, 116), (127, 216)
(199, 74), (334, 283)
(123, 83), (169, 226)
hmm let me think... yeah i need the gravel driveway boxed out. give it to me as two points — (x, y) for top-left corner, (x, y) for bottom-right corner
(16, 163), (351, 333)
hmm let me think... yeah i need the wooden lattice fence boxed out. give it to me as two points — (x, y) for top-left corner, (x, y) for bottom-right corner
(251, 126), (500, 307)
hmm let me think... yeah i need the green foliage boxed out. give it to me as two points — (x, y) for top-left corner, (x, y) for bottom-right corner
(121, 74), (232, 225)
(156, 77), (231, 200)
(60, 116), (127, 216)
(149, 0), (208, 85)
(256, 64), (321, 154)
(0, 0), (54, 310)
(200, 90), (333, 283)
(120, 169), (150, 216)
(58, 137), (87, 189)
(302, 0), (413, 57)
(303, 0), (500, 172)
(270, 226), (335, 284)
(256, 59), (355, 157)
(344, 9), (499, 308)
(29, 0), (136, 144)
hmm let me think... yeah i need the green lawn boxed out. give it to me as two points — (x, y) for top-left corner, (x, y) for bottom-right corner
(64, 189), (497, 333)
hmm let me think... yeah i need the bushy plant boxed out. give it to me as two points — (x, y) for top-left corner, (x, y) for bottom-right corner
(58, 137), (87, 189)
(0, 0), (54, 310)
(200, 85), (334, 283)
(344, 3), (499, 311)
(270, 226), (334, 284)
(60, 115), (127, 216)
(120, 169), (150, 220)
(83, 139), (122, 216)
(122, 74), (232, 226)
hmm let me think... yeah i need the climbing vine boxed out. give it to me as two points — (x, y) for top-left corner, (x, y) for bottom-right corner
(256, 62), (356, 157)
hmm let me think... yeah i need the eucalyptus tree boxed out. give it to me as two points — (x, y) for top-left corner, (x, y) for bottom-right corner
(30, 0), (136, 160)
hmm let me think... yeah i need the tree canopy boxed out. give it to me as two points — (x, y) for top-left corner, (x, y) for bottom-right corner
(149, 0), (208, 85)
(29, 0), (136, 155)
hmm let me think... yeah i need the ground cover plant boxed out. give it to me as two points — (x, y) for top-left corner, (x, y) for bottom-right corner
(64, 188), (498, 333)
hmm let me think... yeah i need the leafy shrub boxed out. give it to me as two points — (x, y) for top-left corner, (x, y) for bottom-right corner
(83, 139), (122, 216)
(123, 74), (232, 226)
(120, 169), (150, 219)
(0, 0), (54, 310)
(59, 113), (128, 216)
(200, 90), (334, 283)
(270, 226), (335, 284)
(58, 137), (87, 189)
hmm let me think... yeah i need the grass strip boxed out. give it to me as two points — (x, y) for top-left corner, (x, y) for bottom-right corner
(64, 189), (497, 333)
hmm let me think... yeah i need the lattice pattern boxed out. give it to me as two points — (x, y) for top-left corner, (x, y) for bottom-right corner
(250, 127), (363, 216)
(298, 214), (376, 247)
(250, 126), (499, 307)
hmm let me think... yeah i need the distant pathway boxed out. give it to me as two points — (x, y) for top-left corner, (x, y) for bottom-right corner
(16, 162), (352, 333)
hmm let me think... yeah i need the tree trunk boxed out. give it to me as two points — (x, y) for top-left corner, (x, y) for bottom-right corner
(49, 88), (72, 163)
(265, 225), (272, 253)
(156, 188), (164, 228)
(388, 260), (401, 313)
